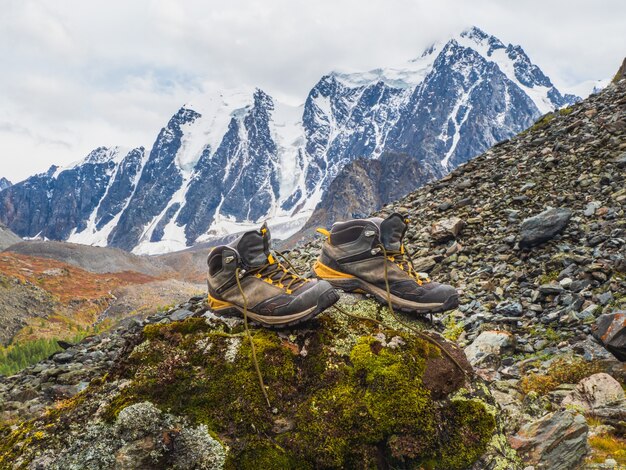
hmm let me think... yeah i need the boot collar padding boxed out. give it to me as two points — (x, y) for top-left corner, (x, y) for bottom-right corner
(229, 223), (272, 267)
(378, 213), (408, 251)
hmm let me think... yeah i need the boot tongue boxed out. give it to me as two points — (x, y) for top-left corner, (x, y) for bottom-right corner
(231, 222), (272, 267)
(378, 213), (408, 251)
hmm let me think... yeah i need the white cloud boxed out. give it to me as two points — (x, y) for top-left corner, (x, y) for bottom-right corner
(1, 0), (624, 182)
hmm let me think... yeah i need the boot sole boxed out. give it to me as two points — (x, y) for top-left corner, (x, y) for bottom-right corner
(208, 288), (340, 328)
(314, 261), (459, 314)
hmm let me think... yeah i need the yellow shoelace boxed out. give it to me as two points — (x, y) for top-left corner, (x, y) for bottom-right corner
(235, 249), (467, 410)
(251, 254), (308, 294)
(235, 267), (272, 409)
(382, 244), (431, 285)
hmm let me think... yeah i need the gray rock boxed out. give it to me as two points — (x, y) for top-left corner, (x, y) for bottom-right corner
(613, 151), (626, 167)
(575, 304), (598, 322)
(570, 279), (592, 293)
(495, 301), (523, 317)
(538, 284), (564, 295)
(52, 352), (75, 364)
(583, 201), (600, 217)
(597, 292), (614, 306)
(411, 256), (438, 272)
(518, 208), (572, 249)
(558, 277), (573, 289)
(464, 330), (516, 368)
(592, 312), (626, 361)
(169, 309), (195, 322)
(562, 373), (625, 414)
(508, 410), (588, 470)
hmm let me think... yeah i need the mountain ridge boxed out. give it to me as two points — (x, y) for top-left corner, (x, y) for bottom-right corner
(0, 26), (582, 254)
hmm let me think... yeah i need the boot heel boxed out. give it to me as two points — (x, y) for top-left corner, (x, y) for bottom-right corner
(208, 294), (236, 312)
(313, 260), (355, 280)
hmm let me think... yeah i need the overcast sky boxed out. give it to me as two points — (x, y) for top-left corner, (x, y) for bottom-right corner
(1, 0), (624, 183)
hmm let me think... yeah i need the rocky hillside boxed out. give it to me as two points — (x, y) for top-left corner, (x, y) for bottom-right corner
(5, 240), (175, 277)
(0, 70), (624, 470)
(287, 73), (626, 467)
(0, 27), (578, 255)
(0, 251), (203, 353)
(0, 224), (21, 251)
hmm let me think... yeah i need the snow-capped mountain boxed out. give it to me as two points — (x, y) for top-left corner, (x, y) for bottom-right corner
(0, 27), (581, 254)
(0, 178), (11, 192)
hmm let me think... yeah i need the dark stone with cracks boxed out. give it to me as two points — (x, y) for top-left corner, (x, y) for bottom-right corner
(508, 410), (588, 470)
(518, 207), (572, 249)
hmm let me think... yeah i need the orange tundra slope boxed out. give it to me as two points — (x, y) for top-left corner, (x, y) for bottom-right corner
(0, 252), (156, 344)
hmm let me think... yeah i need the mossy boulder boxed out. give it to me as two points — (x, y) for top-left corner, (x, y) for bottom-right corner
(0, 299), (515, 469)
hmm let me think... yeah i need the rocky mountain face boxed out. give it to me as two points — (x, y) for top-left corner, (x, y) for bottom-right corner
(0, 178), (11, 192)
(288, 151), (441, 244)
(0, 27), (579, 255)
(0, 146), (145, 242)
(1, 74), (624, 469)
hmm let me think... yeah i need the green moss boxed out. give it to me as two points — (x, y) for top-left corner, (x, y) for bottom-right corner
(143, 317), (211, 340)
(101, 389), (138, 423)
(437, 399), (497, 468)
(538, 270), (559, 285)
(558, 106), (574, 116)
(528, 326), (561, 344)
(291, 335), (480, 468)
(226, 439), (304, 470)
(350, 336), (434, 437)
(442, 315), (464, 341)
(521, 112), (556, 135)
(5, 315), (496, 469)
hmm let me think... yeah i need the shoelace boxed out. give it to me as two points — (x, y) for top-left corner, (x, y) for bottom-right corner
(235, 266), (272, 409)
(382, 245), (431, 286)
(235, 249), (467, 411)
(233, 252), (308, 410)
(246, 253), (308, 294)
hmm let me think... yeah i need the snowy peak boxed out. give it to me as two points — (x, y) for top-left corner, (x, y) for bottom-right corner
(458, 26), (506, 55)
(0, 178), (11, 192)
(450, 26), (579, 113)
(332, 26), (579, 115)
(82, 146), (128, 165)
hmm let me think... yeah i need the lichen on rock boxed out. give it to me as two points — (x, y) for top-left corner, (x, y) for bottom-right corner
(0, 309), (502, 469)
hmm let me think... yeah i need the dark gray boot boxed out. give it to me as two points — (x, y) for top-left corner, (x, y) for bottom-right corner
(313, 213), (459, 314)
(208, 223), (339, 328)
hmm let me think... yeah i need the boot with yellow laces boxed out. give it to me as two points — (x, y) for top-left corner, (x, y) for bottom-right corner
(313, 213), (459, 314)
(207, 223), (339, 328)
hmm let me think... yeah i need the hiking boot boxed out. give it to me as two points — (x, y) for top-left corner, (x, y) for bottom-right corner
(313, 213), (459, 314)
(207, 223), (339, 328)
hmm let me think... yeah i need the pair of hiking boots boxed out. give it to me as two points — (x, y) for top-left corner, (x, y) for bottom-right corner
(207, 213), (459, 328)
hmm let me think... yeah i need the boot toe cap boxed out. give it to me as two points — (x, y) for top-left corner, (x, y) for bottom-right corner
(422, 282), (459, 307)
(255, 279), (339, 317)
